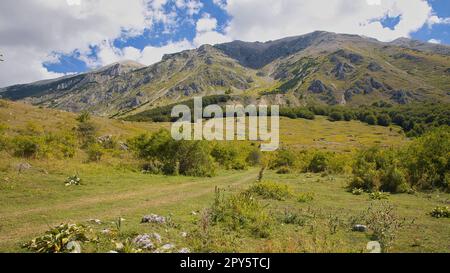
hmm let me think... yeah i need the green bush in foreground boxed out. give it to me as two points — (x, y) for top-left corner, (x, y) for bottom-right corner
(247, 181), (293, 201)
(23, 223), (96, 253)
(210, 188), (273, 238)
(430, 206), (450, 219)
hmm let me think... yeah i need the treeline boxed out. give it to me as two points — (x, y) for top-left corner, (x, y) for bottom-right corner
(125, 95), (231, 122)
(308, 102), (450, 137)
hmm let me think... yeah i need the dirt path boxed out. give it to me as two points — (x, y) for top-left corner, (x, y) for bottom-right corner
(0, 169), (258, 247)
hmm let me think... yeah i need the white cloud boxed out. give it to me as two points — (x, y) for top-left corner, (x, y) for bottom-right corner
(428, 39), (441, 44)
(222, 0), (438, 42)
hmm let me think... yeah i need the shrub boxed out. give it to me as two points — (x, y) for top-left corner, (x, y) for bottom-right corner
(77, 121), (97, 146)
(364, 202), (405, 252)
(329, 111), (344, 122)
(12, 135), (40, 158)
(369, 191), (390, 200)
(65, 175), (81, 186)
(279, 209), (307, 226)
(307, 152), (329, 173)
(276, 166), (291, 174)
(349, 147), (407, 193)
(365, 114), (377, 125)
(86, 143), (104, 162)
(23, 223), (96, 253)
(129, 130), (217, 177)
(402, 127), (450, 192)
(377, 114), (392, 127)
(247, 181), (293, 201)
(210, 188), (273, 238)
(246, 149), (262, 166)
(270, 149), (297, 169)
(297, 192), (314, 203)
(430, 206), (450, 218)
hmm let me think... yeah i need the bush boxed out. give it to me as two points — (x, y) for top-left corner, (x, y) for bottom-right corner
(65, 175), (81, 186)
(369, 191), (390, 200)
(279, 209), (307, 226)
(329, 111), (344, 122)
(86, 143), (104, 162)
(129, 130), (217, 177)
(377, 114), (392, 127)
(402, 127), (450, 192)
(23, 223), (96, 253)
(276, 166), (291, 174)
(12, 135), (40, 158)
(307, 152), (329, 173)
(249, 181), (294, 200)
(297, 192), (314, 203)
(247, 181), (293, 201)
(270, 149), (297, 169)
(364, 202), (405, 252)
(210, 189), (272, 238)
(349, 147), (407, 193)
(430, 206), (450, 218)
(246, 149), (262, 166)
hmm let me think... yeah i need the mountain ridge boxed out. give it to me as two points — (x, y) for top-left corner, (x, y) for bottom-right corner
(1, 31), (449, 117)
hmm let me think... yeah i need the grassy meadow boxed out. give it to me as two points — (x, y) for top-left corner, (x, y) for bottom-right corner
(0, 100), (448, 253)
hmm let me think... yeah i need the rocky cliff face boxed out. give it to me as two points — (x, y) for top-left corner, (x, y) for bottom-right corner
(1, 31), (450, 117)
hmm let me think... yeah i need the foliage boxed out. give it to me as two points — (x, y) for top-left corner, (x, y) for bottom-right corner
(11, 135), (40, 158)
(86, 143), (104, 162)
(308, 152), (329, 173)
(369, 191), (390, 200)
(401, 127), (450, 192)
(65, 175), (81, 186)
(297, 192), (315, 203)
(430, 206), (450, 219)
(364, 202), (405, 252)
(23, 223), (96, 253)
(247, 181), (293, 201)
(210, 188), (273, 238)
(129, 129), (217, 177)
(279, 209), (307, 226)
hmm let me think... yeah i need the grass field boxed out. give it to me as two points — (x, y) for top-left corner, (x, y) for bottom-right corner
(0, 100), (448, 253)
(1, 165), (448, 253)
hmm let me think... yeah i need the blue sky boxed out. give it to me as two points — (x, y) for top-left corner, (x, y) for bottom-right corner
(0, 0), (449, 87)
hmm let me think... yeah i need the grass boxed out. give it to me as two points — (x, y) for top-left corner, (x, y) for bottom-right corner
(0, 100), (447, 253)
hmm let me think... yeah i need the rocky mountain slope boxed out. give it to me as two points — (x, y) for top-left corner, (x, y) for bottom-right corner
(1, 31), (450, 117)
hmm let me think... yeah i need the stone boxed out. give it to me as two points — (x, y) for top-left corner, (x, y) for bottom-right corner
(16, 162), (32, 172)
(352, 225), (368, 232)
(66, 241), (82, 253)
(141, 214), (166, 224)
(179, 248), (190, 253)
(133, 234), (156, 250)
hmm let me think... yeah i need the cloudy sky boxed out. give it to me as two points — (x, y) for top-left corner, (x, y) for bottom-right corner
(0, 0), (449, 87)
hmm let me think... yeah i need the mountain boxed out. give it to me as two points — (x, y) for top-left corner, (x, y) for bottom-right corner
(1, 31), (450, 117)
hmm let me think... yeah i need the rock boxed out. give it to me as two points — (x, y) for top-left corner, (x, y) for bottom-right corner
(332, 62), (354, 80)
(101, 229), (111, 234)
(369, 78), (384, 90)
(66, 241), (82, 253)
(391, 90), (411, 104)
(181, 232), (188, 238)
(133, 234), (156, 250)
(16, 162), (32, 172)
(161, 244), (175, 250)
(89, 219), (102, 225)
(308, 80), (327, 93)
(141, 214), (166, 224)
(368, 62), (382, 72)
(179, 248), (190, 253)
(367, 241), (381, 253)
(352, 225), (368, 232)
(118, 142), (129, 151)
